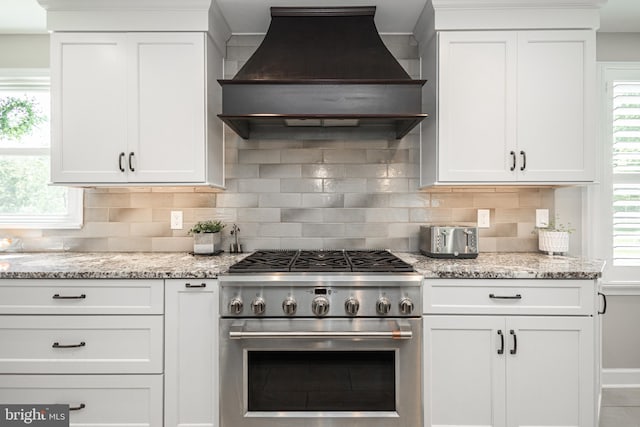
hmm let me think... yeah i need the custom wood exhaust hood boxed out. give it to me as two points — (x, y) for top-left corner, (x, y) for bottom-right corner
(218, 6), (427, 140)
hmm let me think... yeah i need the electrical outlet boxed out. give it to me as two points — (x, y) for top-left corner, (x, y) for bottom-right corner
(170, 211), (183, 230)
(477, 209), (491, 228)
(536, 209), (549, 228)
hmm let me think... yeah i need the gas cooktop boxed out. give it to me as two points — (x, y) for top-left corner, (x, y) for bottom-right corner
(228, 250), (414, 273)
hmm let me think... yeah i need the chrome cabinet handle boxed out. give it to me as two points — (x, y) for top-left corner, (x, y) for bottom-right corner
(52, 341), (86, 349)
(185, 283), (207, 288)
(128, 152), (135, 172)
(489, 293), (522, 300)
(510, 151), (516, 171)
(510, 330), (517, 355)
(52, 294), (86, 300)
(69, 404), (86, 411)
(598, 292), (607, 315)
(118, 152), (125, 172)
(520, 150), (526, 171)
(497, 330), (504, 355)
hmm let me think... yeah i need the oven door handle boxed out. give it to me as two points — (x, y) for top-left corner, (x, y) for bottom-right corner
(228, 322), (413, 340)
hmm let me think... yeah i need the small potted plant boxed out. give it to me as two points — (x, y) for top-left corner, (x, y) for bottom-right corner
(534, 215), (574, 255)
(188, 220), (225, 254)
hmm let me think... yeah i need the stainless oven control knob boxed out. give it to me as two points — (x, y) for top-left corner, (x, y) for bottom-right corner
(344, 297), (360, 316)
(251, 297), (266, 315)
(229, 297), (243, 315)
(376, 297), (391, 315)
(282, 297), (297, 315)
(399, 298), (414, 315)
(312, 296), (330, 317)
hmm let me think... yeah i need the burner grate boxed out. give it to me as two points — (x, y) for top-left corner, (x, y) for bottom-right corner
(290, 250), (351, 272)
(228, 249), (414, 273)
(346, 250), (414, 272)
(228, 250), (298, 273)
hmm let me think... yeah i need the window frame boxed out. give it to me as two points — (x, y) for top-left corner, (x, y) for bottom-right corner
(0, 68), (83, 230)
(592, 62), (640, 284)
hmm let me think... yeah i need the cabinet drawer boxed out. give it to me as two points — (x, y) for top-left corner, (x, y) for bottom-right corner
(0, 279), (164, 314)
(0, 374), (162, 427)
(423, 279), (595, 315)
(0, 316), (163, 374)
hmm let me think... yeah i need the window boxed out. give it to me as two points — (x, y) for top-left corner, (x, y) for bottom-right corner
(597, 63), (640, 283)
(0, 69), (82, 229)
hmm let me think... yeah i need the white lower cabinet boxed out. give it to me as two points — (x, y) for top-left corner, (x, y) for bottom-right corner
(423, 280), (596, 427)
(0, 279), (165, 426)
(165, 279), (219, 427)
(0, 374), (163, 427)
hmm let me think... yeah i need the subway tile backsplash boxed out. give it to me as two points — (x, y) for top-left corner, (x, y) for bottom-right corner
(3, 35), (550, 253)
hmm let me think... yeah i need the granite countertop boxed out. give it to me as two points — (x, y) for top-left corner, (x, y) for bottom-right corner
(0, 252), (250, 279)
(0, 251), (604, 280)
(396, 252), (604, 280)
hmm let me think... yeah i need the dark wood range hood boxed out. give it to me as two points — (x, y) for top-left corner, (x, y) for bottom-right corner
(218, 6), (427, 140)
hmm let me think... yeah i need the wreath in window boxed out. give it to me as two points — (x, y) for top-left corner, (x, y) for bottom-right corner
(0, 96), (45, 140)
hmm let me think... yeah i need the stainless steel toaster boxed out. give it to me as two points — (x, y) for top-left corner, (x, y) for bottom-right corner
(420, 226), (479, 259)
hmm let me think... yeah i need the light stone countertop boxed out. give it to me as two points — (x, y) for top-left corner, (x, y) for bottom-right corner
(0, 251), (604, 280)
(396, 252), (604, 280)
(0, 252), (250, 279)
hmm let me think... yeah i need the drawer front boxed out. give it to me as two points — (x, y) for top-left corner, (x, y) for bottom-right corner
(423, 279), (595, 315)
(0, 316), (163, 374)
(0, 279), (164, 315)
(0, 374), (162, 427)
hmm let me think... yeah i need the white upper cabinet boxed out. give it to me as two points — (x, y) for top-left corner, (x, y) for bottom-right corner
(51, 33), (128, 183)
(438, 31), (517, 182)
(422, 29), (595, 186)
(516, 30), (595, 182)
(50, 32), (223, 186)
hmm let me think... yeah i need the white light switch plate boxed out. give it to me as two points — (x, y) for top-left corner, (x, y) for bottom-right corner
(536, 209), (549, 228)
(170, 211), (183, 230)
(477, 209), (490, 228)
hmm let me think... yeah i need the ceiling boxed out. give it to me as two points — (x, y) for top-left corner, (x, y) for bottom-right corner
(0, 0), (639, 34)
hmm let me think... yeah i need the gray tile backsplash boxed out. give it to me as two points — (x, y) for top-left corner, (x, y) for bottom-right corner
(0, 35), (552, 253)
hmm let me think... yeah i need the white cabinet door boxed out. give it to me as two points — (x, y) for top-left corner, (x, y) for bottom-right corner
(51, 32), (208, 185)
(128, 33), (206, 183)
(51, 33), (128, 183)
(425, 315), (595, 427)
(432, 30), (595, 185)
(165, 279), (218, 427)
(506, 316), (595, 427)
(438, 32), (517, 182)
(516, 30), (595, 182)
(424, 316), (506, 427)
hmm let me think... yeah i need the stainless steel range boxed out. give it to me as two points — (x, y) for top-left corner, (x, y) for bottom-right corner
(219, 250), (422, 427)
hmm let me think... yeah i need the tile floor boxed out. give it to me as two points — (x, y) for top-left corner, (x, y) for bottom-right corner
(600, 388), (640, 427)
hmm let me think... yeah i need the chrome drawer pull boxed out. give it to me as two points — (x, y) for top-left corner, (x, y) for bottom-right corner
(69, 404), (86, 411)
(185, 283), (207, 288)
(52, 293), (86, 300)
(52, 341), (86, 349)
(489, 293), (522, 300)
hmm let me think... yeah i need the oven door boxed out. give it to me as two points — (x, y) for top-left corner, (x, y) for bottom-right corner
(219, 318), (422, 427)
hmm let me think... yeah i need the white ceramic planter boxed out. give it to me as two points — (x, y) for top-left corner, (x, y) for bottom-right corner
(538, 230), (569, 255)
(193, 232), (221, 254)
